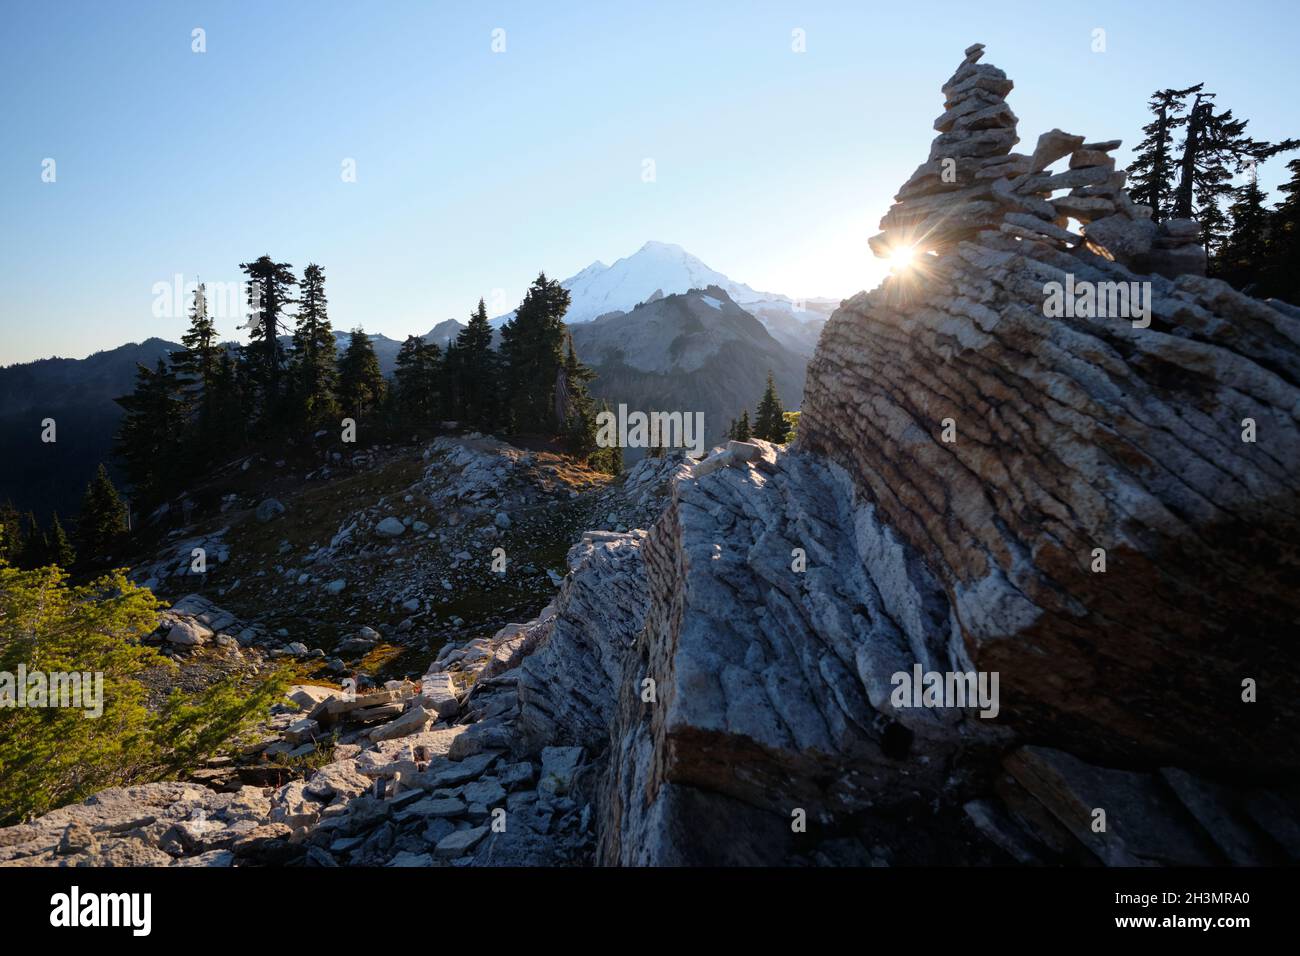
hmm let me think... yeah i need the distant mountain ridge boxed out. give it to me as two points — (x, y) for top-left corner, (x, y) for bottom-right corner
(494, 241), (835, 356)
(2, 331), (425, 521)
(1, 242), (821, 518)
(569, 285), (806, 460)
(0, 337), (180, 523)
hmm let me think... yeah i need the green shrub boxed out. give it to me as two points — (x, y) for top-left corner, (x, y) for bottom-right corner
(0, 562), (287, 824)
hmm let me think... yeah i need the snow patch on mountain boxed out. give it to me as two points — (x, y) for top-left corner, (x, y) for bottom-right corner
(491, 241), (834, 354)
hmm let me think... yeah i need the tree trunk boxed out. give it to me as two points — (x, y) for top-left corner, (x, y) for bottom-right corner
(1173, 96), (1205, 220)
(1152, 103), (1168, 221)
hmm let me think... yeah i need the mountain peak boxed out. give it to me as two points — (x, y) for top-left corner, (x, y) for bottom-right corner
(636, 240), (687, 255)
(553, 241), (761, 325)
(489, 242), (826, 350)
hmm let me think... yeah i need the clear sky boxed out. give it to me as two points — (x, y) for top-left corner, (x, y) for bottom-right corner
(2, 0), (1297, 364)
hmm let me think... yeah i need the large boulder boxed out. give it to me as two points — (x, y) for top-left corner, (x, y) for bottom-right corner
(369, 706), (433, 743)
(375, 517), (406, 537)
(166, 618), (213, 646)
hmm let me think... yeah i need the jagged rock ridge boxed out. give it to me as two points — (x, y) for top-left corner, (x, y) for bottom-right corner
(515, 45), (1300, 865)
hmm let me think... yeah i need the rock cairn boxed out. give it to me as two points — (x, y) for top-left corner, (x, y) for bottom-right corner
(869, 43), (1206, 278)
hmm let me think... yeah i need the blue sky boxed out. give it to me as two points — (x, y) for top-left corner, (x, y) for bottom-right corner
(2, 0), (1297, 364)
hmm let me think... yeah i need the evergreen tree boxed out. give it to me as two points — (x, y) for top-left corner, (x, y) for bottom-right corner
(17, 512), (48, 569)
(589, 399), (624, 474)
(238, 255), (297, 422)
(732, 410), (752, 442)
(500, 273), (570, 433)
(115, 359), (187, 504)
(1259, 158), (1300, 302)
(48, 512), (75, 567)
(78, 464), (128, 560)
(752, 371), (790, 443)
(0, 563), (289, 824)
(557, 337), (599, 458)
(170, 283), (226, 475)
(783, 410), (800, 442)
(207, 349), (248, 458)
(456, 298), (500, 429)
(171, 282), (222, 411)
(439, 340), (463, 424)
(1128, 84), (1202, 221)
(0, 502), (22, 565)
(1199, 195), (1232, 269)
(288, 263), (339, 428)
(337, 328), (385, 419)
(394, 334), (441, 424)
(1217, 172), (1271, 288)
(1171, 93), (1298, 222)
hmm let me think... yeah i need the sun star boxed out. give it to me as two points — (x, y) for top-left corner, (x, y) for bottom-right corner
(888, 244), (917, 272)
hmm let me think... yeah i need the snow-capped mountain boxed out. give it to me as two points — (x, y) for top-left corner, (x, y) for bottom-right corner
(494, 241), (836, 356)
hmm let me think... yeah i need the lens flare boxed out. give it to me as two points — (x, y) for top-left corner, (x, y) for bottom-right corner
(888, 244), (917, 272)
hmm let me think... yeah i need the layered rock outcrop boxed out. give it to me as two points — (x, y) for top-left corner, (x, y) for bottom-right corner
(510, 45), (1300, 865)
(807, 46), (1300, 776)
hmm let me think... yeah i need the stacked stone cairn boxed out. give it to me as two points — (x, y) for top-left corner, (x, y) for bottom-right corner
(869, 43), (1207, 278)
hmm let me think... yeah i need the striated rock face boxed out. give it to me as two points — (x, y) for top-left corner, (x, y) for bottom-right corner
(514, 45), (1300, 866)
(513, 531), (652, 755)
(800, 240), (1300, 772)
(803, 46), (1300, 775)
(597, 443), (1003, 864)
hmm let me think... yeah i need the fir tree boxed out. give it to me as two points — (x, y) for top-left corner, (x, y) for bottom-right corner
(500, 273), (570, 433)
(589, 400), (624, 474)
(48, 512), (75, 567)
(17, 512), (48, 569)
(0, 502), (22, 565)
(337, 328), (385, 419)
(171, 283), (222, 409)
(1171, 93), (1298, 222)
(732, 410), (752, 442)
(1259, 158), (1300, 302)
(439, 340), (462, 423)
(783, 410), (800, 442)
(752, 371), (790, 443)
(288, 263), (339, 427)
(0, 563), (289, 825)
(239, 255), (297, 421)
(78, 464), (128, 560)
(115, 359), (187, 503)
(557, 337), (599, 458)
(1128, 84), (1202, 221)
(207, 349), (248, 458)
(1199, 195), (1232, 268)
(1217, 172), (1271, 288)
(394, 334), (441, 424)
(456, 298), (500, 429)
(170, 283), (226, 474)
